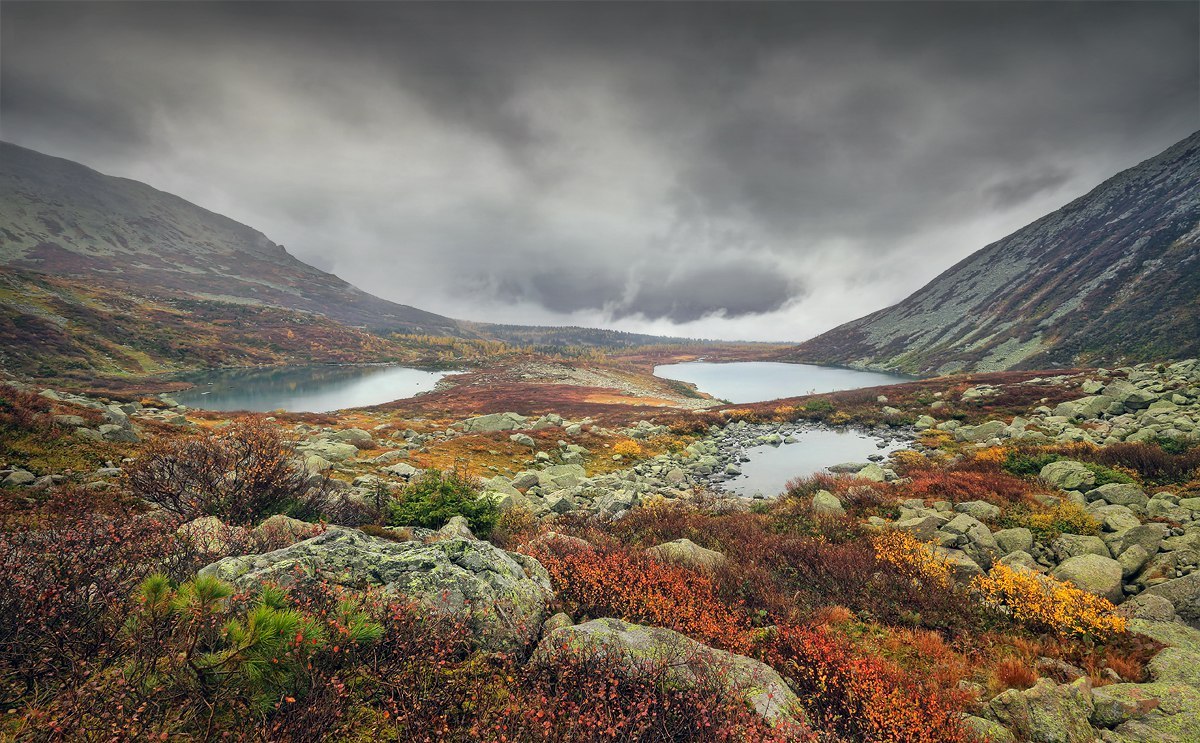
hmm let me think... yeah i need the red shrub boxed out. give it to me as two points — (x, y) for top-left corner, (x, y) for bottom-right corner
(905, 468), (1034, 507)
(765, 624), (973, 743)
(123, 417), (321, 525)
(526, 538), (754, 653)
(484, 646), (802, 742)
(0, 508), (185, 704)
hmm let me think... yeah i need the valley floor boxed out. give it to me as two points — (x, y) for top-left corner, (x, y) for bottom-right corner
(2, 358), (1199, 741)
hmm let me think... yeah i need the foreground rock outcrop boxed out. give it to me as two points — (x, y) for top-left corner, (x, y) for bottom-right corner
(199, 528), (553, 653)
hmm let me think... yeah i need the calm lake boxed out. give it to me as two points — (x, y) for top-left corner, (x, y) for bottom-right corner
(653, 361), (910, 404)
(723, 428), (905, 498)
(171, 365), (454, 412)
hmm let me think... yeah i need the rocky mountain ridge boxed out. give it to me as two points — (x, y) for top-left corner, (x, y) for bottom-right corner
(784, 131), (1200, 376)
(0, 142), (463, 335)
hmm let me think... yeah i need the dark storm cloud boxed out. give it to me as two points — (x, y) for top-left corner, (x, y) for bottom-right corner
(1, 1), (1196, 339)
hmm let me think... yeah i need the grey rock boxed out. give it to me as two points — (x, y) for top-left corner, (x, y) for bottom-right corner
(460, 412), (528, 433)
(812, 490), (846, 517)
(532, 618), (802, 728)
(1053, 534), (1112, 561)
(1052, 554), (1124, 603)
(1040, 461), (1096, 491)
(200, 528), (552, 653)
(956, 500), (1002, 521)
(646, 538), (727, 571)
(995, 527), (1035, 555)
(1139, 573), (1200, 622)
(1087, 484), (1149, 509)
(3, 468), (35, 486)
(986, 677), (1095, 743)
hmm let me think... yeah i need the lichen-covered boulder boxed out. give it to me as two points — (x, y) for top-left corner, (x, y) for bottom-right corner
(646, 538), (727, 571)
(811, 490), (846, 516)
(1139, 573), (1200, 623)
(1051, 554), (1123, 604)
(1090, 682), (1200, 741)
(1040, 461), (1096, 492)
(532, 618), (803, 729)
(199, 527), (552, 653)
(986, 677), (1095, 743)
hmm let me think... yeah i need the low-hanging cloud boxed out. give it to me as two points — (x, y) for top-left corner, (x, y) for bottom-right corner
(1, 2), (1196, 340)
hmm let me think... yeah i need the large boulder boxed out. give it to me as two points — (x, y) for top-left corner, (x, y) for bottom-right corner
(331, 428), (375, 447)
(1087, 483), (1149, 509)
(812, 490), (846, 516)
(1051, 554), (1123, 604)
(1139, 573), (1200, 623)
(646, 538), (727, 571)
(985, 677), (1095, 743)
(199, 528), (552, 653)
(1091, 681), (1200, 741)
(1103, 380), (1157, 410)
(1040, 461), (1096, 492)
(1054, 395), (1114, 421)
(532, 618), (802, 728)
(461, 412), (528, 433)
(995, 528), (1035, 555)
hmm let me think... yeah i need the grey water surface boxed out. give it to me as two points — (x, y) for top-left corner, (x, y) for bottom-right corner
(653, 361), (909, 404)
(172, 365), (454, 412)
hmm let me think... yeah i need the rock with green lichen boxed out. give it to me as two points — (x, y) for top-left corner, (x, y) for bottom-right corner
(199, 527), (552, 654)
(532, 618), (803, 729)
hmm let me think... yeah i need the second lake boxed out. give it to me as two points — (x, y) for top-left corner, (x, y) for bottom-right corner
(653, 361), (910, 404)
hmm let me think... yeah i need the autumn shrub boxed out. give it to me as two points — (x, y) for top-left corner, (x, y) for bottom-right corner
(973, 564), (1127, 640)
(34, 576), (384, 739)
(803, 397), (835, 414)
(0, 508), (185, 706)
(993, 656), (1039, 690)
(612, 439), (645, 458)
(999, 501), (1100, 541)
(486, 647), (799, 742)
(765, 623), (972, 743)
(1085, 441), (1200, 485)
(124, 417), (319, 525)
(872, 530), (951, 588)
(767, 535), (979, 633)
(904, 468), (1033, 506)
(387, 468), (498, 537)
(526, 537), (753, 653)
(1002, 449), (1061, 477)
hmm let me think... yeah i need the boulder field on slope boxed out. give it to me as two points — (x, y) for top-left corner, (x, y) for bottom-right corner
(199, 527), (553, 654)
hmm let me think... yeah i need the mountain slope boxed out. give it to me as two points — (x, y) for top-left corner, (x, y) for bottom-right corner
(784, 132), (1200, 376)
(0, 142), (462, 336)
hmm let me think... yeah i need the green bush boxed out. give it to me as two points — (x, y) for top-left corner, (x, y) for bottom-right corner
(387, 469), (499, 537)
(1002, 450), (1061, 477)
(1082, 462), (1136, 486)
(804, 398), (835, 413)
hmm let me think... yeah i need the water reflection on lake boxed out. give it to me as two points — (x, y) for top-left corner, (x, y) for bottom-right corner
(653, 361), (910, 404)
(171, 365), (454, 413)
(724, 428), (905, 498)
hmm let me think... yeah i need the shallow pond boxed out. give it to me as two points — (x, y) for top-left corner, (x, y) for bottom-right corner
(722, 428), (905, 498)
(653, 361), (910, 404)
(171, 365), (454, 413)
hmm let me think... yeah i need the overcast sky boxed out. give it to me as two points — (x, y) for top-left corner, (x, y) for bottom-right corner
(2, 2), (1197, 342)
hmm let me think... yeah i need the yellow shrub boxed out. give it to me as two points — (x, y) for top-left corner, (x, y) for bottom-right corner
(973, 446), (1011, 467)
(890, 449), (933, 473)
(1017, 501), (1100, 540)
(612, 439), (644, 458)
(973, 564), (1127, 640)
(872, 531), (951, 588)
(829, 411), (852, 425)
(920, 429), (953, 448)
